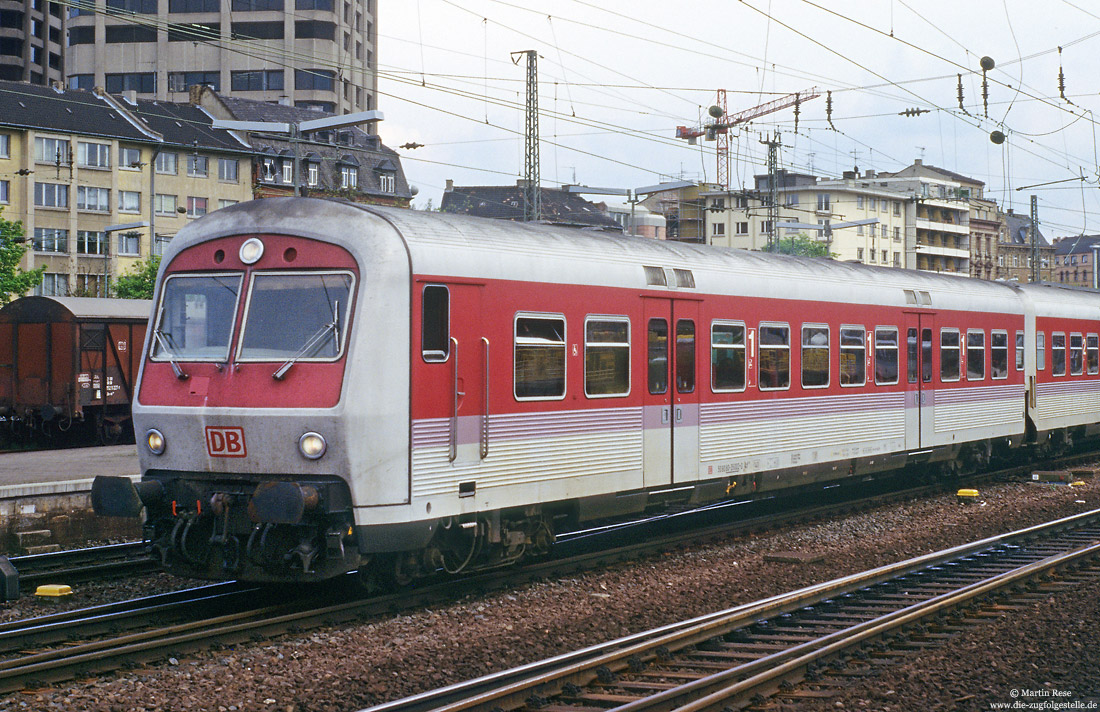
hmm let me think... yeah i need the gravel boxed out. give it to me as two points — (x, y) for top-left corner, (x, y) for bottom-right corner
(3, 477), (1097, 712)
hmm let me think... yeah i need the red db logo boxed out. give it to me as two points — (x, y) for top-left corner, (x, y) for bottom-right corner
(206, 426), (247, 458)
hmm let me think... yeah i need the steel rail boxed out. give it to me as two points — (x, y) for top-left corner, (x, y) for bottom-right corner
(362, 507), (1100, 712)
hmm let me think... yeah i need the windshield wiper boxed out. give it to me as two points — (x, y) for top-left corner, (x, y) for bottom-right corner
(153, 329), (189, 380)
(273, 300), (341, 380)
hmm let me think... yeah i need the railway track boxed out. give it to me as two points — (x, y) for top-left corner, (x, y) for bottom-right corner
(0, 451), (1092, 693)
(364, 508), (1100, 712)
(5, 542), (157, 593)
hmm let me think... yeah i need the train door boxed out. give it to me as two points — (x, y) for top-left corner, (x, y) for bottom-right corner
(444, 283), (487, 466)
(642, 298), (701, 487)
(904, 312), (936, 450)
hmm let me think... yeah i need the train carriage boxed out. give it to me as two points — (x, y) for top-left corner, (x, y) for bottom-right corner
(0, 296), (151, 445)
(90, 198), (1090, 583)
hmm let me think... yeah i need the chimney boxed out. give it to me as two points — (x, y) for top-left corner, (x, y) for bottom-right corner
(864, 169), (876, 179)
(842, 170), (856, 179)
(444, 179), (454, 192)
(914, 158), (923, 166)
(188, 84), (205, 105)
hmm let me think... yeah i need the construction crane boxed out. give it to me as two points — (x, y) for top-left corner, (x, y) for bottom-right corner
(677, 87), (821, 189)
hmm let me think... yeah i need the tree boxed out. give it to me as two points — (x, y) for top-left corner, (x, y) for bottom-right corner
(0, 208), (45, 306)
(115, 255), (161, 300)
(763, 233), (835, 258)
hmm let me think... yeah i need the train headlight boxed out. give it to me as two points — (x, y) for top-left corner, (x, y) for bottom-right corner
(298, 432), (327, 460)
(146, 429), (166, 455)
(239, 237), (265, 265)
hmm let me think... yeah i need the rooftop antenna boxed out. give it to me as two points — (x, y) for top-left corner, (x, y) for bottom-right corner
(916, 146), (926, 161)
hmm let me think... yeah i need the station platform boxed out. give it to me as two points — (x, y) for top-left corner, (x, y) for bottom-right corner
(0, 446), (143, 553)
(0, 445), (139, 493)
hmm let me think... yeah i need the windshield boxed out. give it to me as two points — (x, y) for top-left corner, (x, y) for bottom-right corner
(152, 274), (243, 362)
(238, 272), (354, 361)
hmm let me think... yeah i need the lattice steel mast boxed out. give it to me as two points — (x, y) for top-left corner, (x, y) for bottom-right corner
(512, 50), (540, 221)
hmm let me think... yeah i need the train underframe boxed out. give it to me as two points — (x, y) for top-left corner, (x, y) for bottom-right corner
(90, 424), (1095, 585)
(0, 403), (133, 447)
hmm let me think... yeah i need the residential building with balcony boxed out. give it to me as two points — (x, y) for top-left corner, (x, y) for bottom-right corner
(0, 79), (253, 297)
(64, 0), (375, 114)
(0, 0), (64, 85)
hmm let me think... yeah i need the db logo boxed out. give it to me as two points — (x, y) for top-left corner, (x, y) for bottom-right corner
(206, 426), (247, 458)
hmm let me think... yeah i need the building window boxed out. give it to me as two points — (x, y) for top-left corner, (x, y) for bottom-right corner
(34, 182), (68, 208)
(154, 193), (177, 214)
(295, 20), (335, 39)
(231, 69), (283, 91)
(817, 193), (830, 212)
(307, 163), (318, 186)
(76, 230), (105, 255)
(340, 165), (357, 189)
(894, 226), (900, 241)
(230, 21), (283, 39)
(118, 190), (141, 213)
(856, 195), (864, 209)
(35, 136), (69, 164)
(117, 231), (140, 255)
(187, 196), (208, 217)
(0, 180), (7, 204)
(105, 25), (158, 43)
(712, 222), (725, 236)
(167, 21), (220, 41)
(76, 186), (110, 211)
(105, 72), (155, 93)
(0, 133), (8, 158)
(856, 247), (864, 261)
(735, 222), (748, 235)
(33, 227), (68, 252)
(119, 146), (142, 168)
(218, 199), (238, 209)
(68, 26), (95, 44)
(893, 201), (901, 216)
(378, 172), (395, 193)
(218, 158), (238, 182)
(260, 157), (277, 181)
(155, 152), (178, 174)
(168, 0), (218, 11)
(295, 68), (335, 91)
(168, 71), (220, 92)
(106, 0), (158, 12)
(187, 154), (209, 177)
(35, 273), (68, 296)
(295, 0), (332, 8)
(281, 160), (293, 184)
(231, 0), (283, 9)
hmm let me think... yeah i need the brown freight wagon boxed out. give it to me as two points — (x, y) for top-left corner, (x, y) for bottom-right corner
(0, 296), (151, 445)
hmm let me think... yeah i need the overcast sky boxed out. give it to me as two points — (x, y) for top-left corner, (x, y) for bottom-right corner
(375, 0), (1100, 237)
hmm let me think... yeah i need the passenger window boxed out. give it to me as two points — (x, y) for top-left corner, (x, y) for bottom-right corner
(940, 329), (960, 382)
(676, 320), (695, 393)
(991, 331), (1008, 379)
(840, 326), (865, 386)
(758, 323), (790, 390)
(906, 328), (917, 384)
(1070, 334), (1084, 375)
(922, 329), (933, 383)
(711, 322), (746, 392)
(514, 315), (566, 399)
(584, 317), (630, 397)
(1088, 334), (1099, 375)
(421, 285), (449, 362)
(1052, 333), (1066, 376)
(1037, 331), (1046, 371)
(1015, 330), (1025, 371)
(967, 330), (985, 380)
(648, 319), (668, 395)
(801, 324), (829, 388)
(876, 327), (899, 385)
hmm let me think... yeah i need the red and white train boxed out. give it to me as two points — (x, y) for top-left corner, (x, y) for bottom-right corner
(92, 198), (1100, 583)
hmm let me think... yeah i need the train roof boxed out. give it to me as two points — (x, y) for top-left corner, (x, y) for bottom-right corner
(0, 296), (153, 323)
(171, 198), (1027, 314)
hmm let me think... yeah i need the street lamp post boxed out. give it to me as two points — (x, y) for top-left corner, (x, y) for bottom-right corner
(212, 110), (383, 196)
(103, 221), (150, 297)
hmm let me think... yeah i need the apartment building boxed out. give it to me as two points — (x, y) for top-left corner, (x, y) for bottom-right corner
(0, 79), (253, 296)
(0, 0), (64, 84)
(1050, 234), (1097, 287)
(999, 209), (1054, 283)
(64, 0), (375, 114)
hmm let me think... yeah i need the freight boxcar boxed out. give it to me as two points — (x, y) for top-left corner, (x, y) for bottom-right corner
(0, 296), (151, 445)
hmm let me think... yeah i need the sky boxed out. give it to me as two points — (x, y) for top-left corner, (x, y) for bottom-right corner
(374, 0), (1100, 238)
